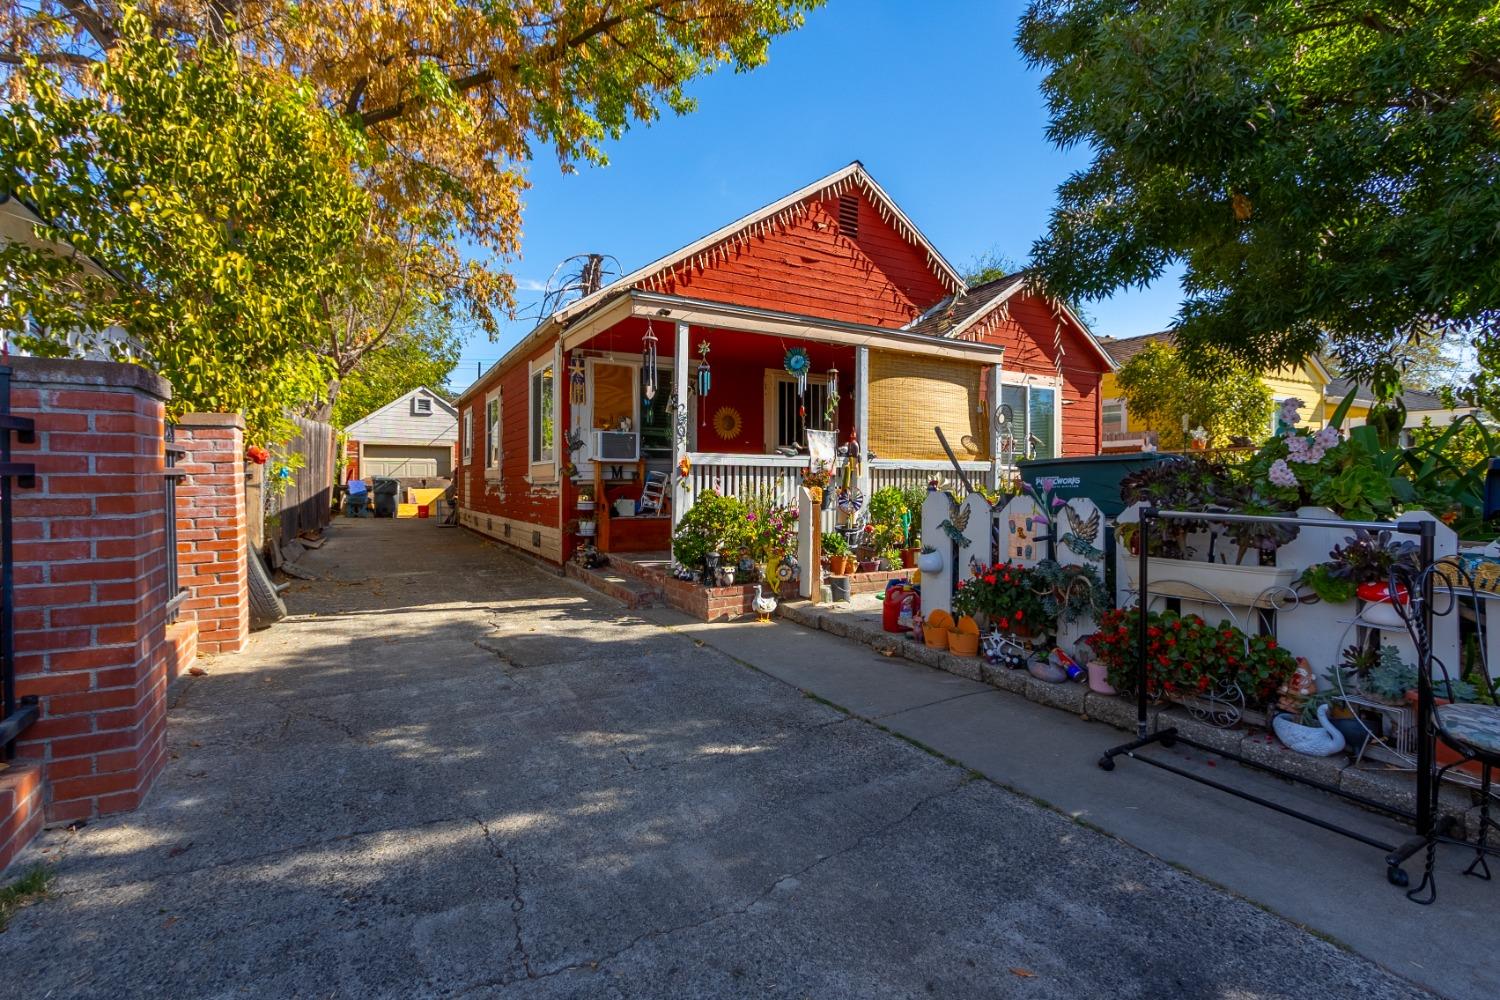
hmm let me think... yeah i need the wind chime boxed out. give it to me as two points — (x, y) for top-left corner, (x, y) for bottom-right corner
(784, 346), (811, 424)
(692, 340), (712, 428)
(640, 320), (658, 414)
(568, 355), (587, 406)
(825, 363), (840, 427)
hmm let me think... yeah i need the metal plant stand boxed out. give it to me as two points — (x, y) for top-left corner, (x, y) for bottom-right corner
(1098, 507), (1494, 899)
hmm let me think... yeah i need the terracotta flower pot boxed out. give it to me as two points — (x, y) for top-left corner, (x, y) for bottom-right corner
(857, 560), (878, 574)
(924, 625), (949, 649)
(947, 630), (980, 657)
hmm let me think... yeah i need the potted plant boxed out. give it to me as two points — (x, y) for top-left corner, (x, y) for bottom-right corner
(802, 464), (832, 504)
(576, 490), (595, 512)
(672, 489), (748, 585)
(869, 487), (911, 569)
(822, 531), (853, 575)
(916, 544), (943, 575)
(577, 518), (596, 538)
(1298, 530), (1421, 626)
(924, 609), (953, 649)
(948, 615), (981, 657)
(955, 562), (1048, 637)
(1030, 560), (1110, 627)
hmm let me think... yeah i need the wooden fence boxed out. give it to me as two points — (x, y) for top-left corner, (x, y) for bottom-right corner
(271, 414), (335, 546)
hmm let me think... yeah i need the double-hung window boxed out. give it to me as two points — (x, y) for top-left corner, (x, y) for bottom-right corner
(1102, 398), (1126, 438)
(484, 391), (502, 478)
(998, 377), (1061, 462)
(461, 409), (473, 463)
(529, 362), (555, 476)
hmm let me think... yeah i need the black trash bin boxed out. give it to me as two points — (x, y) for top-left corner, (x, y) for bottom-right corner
(371, 477), (400, 518)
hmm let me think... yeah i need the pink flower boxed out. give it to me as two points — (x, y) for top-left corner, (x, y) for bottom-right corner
(1314, 426), (1340, 449)
(1269, 459), (1297, 488)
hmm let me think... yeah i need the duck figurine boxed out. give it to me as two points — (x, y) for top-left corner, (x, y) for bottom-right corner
(1272, 703), (1346, 757)
(751, 584), (777, 624)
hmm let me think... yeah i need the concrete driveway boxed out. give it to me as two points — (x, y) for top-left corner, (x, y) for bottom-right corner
(0, 519), (1432, 999)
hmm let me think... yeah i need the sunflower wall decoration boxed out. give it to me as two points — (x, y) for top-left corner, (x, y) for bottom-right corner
(712, 406), (743, 441)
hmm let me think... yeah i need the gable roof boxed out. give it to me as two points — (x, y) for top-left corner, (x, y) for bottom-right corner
(550, 161), (966, 327)
(344, 386), (457, 435)
(904, 271), (1117, 370)
(1099, 330), (1333, 383)
(1325, 377), (1448, 412)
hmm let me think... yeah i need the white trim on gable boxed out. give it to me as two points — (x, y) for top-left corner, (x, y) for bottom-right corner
(344, 386), (457, 436)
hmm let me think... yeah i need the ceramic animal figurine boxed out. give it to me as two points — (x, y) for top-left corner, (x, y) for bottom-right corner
(751, 584), (777, 624)
(1272, 703), (1346, 757)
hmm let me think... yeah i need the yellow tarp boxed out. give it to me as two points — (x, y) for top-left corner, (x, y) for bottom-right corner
(407, 487), (445, 507)
(396, 503), (420, 519)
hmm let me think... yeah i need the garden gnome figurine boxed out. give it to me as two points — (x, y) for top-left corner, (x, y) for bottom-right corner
(1277, 657), (1319, 713)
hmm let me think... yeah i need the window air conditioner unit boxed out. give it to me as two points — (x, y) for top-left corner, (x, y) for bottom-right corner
(593, 430), (640, 462)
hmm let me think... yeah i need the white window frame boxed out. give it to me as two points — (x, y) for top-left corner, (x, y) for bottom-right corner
(1102, 397), (1127, 436)
(998, 372), (1064, 462)
(484, 389), (502, 479)
(412, 394), (433, 416)
(528, 358), (556, 480)
(762, 371), (833, 452)
(461, 408), (473, 462)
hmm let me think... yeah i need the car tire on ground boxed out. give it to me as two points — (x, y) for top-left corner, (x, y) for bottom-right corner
(248, 543), (287, 630)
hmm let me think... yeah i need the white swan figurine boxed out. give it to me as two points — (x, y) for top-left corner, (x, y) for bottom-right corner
(1272, 703), (1346, 756)
(751, 584), (777, 624)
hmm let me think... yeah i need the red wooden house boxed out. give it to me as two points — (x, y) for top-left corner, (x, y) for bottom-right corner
(451, 162), (1114, 565)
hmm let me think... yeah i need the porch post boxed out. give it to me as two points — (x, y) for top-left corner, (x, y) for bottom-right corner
(990, 362), (1003, 490)
(855, 346), (871, 503)
(672, 321), (691, 538)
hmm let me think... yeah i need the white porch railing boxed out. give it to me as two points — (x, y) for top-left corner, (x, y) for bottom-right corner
(684, 453), (998, 533)
(868, 458), (993, 496)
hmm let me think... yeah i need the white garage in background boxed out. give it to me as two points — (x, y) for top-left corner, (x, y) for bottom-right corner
(343, 387), (459, 484)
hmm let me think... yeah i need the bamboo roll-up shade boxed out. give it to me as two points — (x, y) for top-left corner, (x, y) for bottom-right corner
(868, 350), (988, 461)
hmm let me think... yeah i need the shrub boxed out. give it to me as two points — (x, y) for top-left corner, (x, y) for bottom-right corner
(869, 486), (908, 553)
(671, 490), (747, 569)
(1087, 608), (1296, 703)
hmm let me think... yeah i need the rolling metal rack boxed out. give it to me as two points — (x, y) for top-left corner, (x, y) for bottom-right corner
(1098, 507), (1495, 898)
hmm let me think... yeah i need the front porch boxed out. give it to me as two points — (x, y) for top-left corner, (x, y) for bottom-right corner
(558, 290), (1007, 561)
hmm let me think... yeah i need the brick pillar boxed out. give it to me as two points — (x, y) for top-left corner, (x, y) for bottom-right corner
(8, 358), (174, 824)
(174, 414), (248, 654)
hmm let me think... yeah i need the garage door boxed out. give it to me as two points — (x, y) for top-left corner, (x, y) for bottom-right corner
(362, 445), (451, 479)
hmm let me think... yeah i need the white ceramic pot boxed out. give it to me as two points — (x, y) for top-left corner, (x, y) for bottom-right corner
(1360, 598), (1406, 628)
(577, 500), (595, 512)
(917, 549), (944, 575)
(577, 520), (596, 537)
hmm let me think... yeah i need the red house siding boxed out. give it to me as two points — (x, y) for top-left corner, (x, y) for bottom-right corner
(650, 194), (951, 328)
(968, 294), (1104, 457)
(454, 341), (564, 561)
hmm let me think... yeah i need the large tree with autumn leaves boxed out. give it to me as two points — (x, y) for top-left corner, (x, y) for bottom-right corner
(1, 1), (819, 417)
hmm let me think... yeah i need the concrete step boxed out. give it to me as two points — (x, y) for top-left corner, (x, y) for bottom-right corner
(565, 561), (662, 609)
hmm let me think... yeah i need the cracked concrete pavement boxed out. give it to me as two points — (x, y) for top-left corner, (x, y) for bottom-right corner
(0, 519), (1436, 999)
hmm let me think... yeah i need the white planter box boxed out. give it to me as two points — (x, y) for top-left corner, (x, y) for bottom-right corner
(1125, 557), (1299, 609)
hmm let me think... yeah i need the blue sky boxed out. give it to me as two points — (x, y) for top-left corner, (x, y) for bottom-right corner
(452, 0), (1185, 388)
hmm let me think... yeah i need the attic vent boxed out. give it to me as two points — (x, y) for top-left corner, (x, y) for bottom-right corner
(411, 395), (433, 416)
(838, 194), (859, 239)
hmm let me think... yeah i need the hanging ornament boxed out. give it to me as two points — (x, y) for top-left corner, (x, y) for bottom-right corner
(783, 346), (811, 398)
(568, 356), (587, 406)
(825, 364), (840, 426)
(641, 320), (658, 403)
(696, 340), (712, 397)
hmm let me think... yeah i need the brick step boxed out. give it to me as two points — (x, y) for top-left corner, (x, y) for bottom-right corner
(606, 556), (672, 587)
(565, 562), (662, 609)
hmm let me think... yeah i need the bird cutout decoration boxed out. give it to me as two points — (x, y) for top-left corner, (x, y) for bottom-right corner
(939, 493), (971, 549)
(751, 584), (777, 624)
(1059, 502), (1104, 560)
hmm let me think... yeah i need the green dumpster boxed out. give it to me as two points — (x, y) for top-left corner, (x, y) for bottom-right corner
(1017, 452), (1181, 518)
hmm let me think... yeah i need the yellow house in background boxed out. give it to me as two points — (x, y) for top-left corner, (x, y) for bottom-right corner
(1093, 331), (1469, 452)
(1096, 332), (1339, 450)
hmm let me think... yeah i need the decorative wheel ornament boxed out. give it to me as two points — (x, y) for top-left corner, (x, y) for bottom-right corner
(837, 485), (864, 515)
(784, 347), (811, 397)
(712, 406), (743, 441)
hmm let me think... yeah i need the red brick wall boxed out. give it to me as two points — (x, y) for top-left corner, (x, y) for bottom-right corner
(0, 764), (44, 873)
(8, 358), (174, 825)
(174, 413), (248, 654)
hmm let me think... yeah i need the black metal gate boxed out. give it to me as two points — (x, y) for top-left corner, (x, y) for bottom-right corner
(0, 366), (37, 761)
